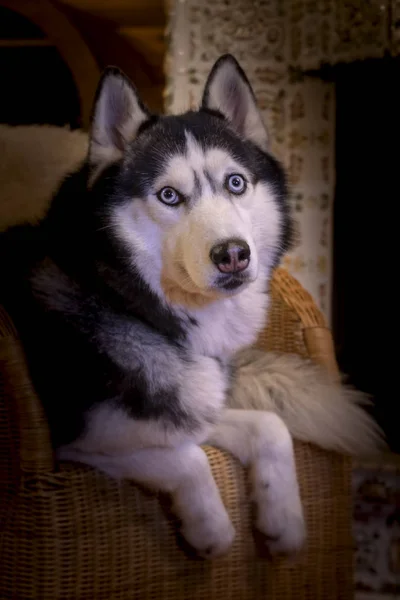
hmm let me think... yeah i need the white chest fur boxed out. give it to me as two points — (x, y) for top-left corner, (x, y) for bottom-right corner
(185, 279), (269, 360)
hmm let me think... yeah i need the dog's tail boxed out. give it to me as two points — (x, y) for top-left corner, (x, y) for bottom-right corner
(227, 348), (386, 457)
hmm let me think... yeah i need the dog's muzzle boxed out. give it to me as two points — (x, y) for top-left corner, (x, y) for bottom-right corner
(210, 238), (251, 291)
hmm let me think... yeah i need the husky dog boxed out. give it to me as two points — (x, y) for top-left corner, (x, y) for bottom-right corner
(0, 55), (382, 558)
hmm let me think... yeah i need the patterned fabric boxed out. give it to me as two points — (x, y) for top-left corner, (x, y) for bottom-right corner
(288, 0), (391, 69)
(164, 0), (399, 324)
(353, 466), (400, 596)
(282, 80), (334, 320)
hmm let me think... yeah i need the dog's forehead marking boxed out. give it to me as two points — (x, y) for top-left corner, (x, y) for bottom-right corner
(152, 131), (247, 197)
(185, 132), (243, 178)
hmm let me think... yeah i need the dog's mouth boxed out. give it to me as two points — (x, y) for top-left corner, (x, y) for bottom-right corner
(213, 273), (252, 293)
(177, 263), (252, 295)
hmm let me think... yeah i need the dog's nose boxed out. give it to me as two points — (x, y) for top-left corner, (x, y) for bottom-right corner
(210, 239), (251, 274)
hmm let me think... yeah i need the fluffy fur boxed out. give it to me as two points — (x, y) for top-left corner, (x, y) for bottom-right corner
(229, 349), (384, 456)
(0, 55), (384, 559)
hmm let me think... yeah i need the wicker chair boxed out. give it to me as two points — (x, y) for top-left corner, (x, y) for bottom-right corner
(0, 266), (354, 600)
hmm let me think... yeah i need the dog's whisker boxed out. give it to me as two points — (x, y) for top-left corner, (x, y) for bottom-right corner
(96, 224), (115, 232)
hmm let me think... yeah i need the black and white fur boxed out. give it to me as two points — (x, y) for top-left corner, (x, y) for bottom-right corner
(0, 55), (383, 558)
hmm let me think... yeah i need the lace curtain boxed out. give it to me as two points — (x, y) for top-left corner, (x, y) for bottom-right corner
(164, 0), (399, 323)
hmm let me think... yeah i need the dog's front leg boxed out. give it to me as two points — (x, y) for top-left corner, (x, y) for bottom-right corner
(207, 409), (306, 555)
(58, 443), (234, 558)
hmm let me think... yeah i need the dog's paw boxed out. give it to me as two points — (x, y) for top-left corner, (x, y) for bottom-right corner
(257, 505), (306, 556)
(254, 477), (306, 556)
(181, 509), (235, 558)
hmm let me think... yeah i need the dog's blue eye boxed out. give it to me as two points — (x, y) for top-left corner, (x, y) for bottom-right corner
(226, 174), (246, 195)
(157, 187), (181, 206)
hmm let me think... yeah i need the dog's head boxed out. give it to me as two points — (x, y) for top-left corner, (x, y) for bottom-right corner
(88, 55), (291, 307)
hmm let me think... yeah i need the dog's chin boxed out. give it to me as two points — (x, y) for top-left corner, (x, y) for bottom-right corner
(161, 267), (220, 309)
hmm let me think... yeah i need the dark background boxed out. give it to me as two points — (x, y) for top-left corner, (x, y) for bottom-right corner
(333, 56), (399, 452)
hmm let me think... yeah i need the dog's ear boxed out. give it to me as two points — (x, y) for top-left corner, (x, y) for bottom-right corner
(201, 55), (268, 151)
(88, 67), (151, 168)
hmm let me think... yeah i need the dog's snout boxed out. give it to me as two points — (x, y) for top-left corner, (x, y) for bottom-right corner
(210, 239), (251, 274)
